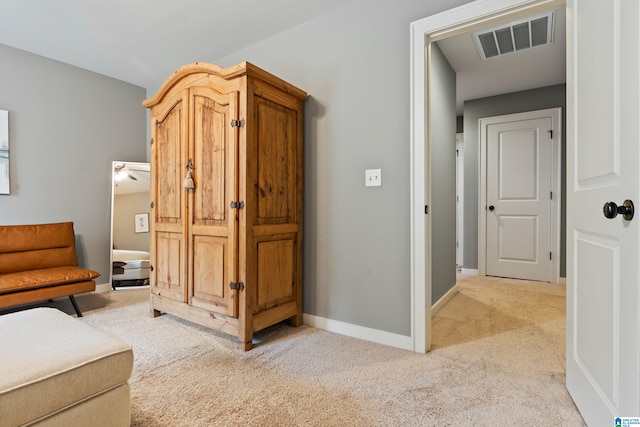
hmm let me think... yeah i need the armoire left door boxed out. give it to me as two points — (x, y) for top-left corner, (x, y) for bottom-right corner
(150, 89), (189, 303)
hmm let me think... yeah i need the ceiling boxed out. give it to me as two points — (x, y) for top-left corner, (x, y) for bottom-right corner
(0, 0), (356, 90)
(0, 1), (565, 114)
(437, 5), (566, 113)
(113, 163), (150, 195)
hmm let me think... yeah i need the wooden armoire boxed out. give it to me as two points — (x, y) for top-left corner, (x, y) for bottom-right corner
(142, 62), (306, 350)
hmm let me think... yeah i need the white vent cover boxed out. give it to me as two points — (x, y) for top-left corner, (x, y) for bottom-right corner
(473, 11), (555, 60)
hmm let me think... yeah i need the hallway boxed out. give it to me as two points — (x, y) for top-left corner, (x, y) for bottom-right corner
(430, 274), (584, 424)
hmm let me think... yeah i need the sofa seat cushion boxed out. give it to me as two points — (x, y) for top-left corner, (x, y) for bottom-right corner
(0, 307), (133, 426)
(0, 266), (100, 294)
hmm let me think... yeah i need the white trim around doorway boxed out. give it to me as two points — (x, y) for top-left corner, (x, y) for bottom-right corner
(409, 0), (564, 353)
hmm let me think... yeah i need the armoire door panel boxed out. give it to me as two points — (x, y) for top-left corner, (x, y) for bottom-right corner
(192, 90), (235, 225)
(191, 235), (233, 314)
(153, 231), (185, 301)
(155, 99), (185, 224)
(255, 237), (295, 310)
(255, 97), (297, 223)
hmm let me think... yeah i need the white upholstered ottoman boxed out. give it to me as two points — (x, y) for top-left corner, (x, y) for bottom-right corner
(0, 307), (133, 426)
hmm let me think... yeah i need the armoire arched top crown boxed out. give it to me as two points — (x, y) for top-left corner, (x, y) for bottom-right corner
(142, 61), (307, 109)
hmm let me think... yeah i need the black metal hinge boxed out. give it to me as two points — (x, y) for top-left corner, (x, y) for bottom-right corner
(548, 130), (553, 139)
(425, 205), (429, 214)
(231, 119), (245, 128)
(150, 138), (154, 145)
(230, 282), (245, 291)
(230, 201), (245, 209)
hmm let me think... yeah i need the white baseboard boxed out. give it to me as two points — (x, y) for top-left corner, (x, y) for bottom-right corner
(303, 313), (413, 351)
(94, 284), (413, 350)
(431, 283), (459, 316)
(95, 284), (422, 352)
(95, 283), (111, 293)
(460, 268), (479, 276)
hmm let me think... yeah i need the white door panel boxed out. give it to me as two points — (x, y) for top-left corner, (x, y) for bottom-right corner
(485, 114), (552, 282)
(498, 130), (538, 200)
(574, 232), (618, 405)
(566, 0), (640, 424)
(498, 215), (537, 261)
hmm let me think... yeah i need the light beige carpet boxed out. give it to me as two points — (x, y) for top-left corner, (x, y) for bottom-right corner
(13, 275), (586, 426)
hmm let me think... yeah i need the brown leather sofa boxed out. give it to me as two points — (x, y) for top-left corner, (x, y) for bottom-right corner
(0, 222), (100, 316)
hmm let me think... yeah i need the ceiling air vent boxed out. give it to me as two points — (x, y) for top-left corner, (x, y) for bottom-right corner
(473, 11), (555, 60)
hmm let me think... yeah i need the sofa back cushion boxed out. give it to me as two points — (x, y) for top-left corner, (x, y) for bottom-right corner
(0, 222), (79, 274)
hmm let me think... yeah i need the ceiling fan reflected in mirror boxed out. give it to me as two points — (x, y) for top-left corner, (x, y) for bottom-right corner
(114, 163), (138, 181)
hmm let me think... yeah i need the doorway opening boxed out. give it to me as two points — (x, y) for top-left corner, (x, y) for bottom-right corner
(409, 0), (566, 352)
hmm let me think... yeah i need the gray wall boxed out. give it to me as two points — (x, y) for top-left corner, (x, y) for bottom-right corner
(429, 44), (457, 303)
(0, 44), (147, 283)
(1, 0), (475, 338)
(462, 84), (567, 275)
(203, 0), (471, 336)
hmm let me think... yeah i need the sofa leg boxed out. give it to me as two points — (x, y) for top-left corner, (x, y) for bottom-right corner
(69, 295), (83, 317)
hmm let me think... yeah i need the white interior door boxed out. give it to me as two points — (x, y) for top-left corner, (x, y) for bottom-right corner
(566, 0), (640, 424)
(483, 110), (555, 282)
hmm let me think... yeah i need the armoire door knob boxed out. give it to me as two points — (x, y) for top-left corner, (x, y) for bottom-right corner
(488, 205), (495, 211)
(603, 200), (634, 220)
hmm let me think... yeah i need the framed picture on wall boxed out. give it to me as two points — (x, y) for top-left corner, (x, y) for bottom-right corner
(134, 213), (149, 233)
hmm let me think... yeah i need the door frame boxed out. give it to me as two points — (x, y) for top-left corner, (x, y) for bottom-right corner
(409, 0), (565, 352)
(478, 108), (562, 283)
(456, 133), (464, 269)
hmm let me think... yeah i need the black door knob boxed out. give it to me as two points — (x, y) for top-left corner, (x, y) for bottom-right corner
(603, 200), (634, 220)
(603, 202), (618, 219)
(488, 205), (495, 211)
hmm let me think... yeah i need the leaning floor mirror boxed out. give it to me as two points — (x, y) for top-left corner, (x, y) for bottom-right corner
(109, 161), (151, 290)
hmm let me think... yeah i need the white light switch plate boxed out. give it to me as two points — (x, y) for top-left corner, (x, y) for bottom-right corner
(365, 169), (382, 187)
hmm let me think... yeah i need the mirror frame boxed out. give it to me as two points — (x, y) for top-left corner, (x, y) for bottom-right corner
(109, 161), (151, 289)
